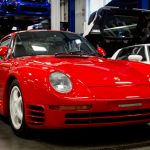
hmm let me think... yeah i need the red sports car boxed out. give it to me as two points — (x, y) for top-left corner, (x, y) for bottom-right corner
(1, 30), (150, 137)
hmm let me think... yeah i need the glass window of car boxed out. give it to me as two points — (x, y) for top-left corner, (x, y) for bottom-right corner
(102, 14), (139, 38)
(135, 46), (146, 61)
(12, 31), (98, 58)
(116, 46), (146, 61)
(0, 37), (11, 47)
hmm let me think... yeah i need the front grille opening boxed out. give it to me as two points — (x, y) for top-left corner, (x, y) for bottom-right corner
(30, 117), (45, 122)
(21, 0), (45, 2)
(65, 108), (150, 118)
(20, 6), (48, 12)
(65, 109), (150, 125)
(7, 5), (17, 12)
(29, 105), (44, 111)
(65, 115), (150, 124)
(30, 111), (45, 117)
(29, 122), (43, 125)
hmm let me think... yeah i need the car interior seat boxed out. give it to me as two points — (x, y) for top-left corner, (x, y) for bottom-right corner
(13, 43), (27, 57)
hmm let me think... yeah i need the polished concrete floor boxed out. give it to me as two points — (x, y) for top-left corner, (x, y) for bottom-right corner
(1, 117), (150, 150)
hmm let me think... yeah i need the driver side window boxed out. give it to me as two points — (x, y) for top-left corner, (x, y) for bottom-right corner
(12, 35), (27, 58)
(0, 37), (11, 47)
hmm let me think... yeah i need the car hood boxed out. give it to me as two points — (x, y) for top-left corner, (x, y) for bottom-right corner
(19, 56), (150, 87)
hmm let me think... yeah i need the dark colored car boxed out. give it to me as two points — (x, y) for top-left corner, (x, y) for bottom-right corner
(5, 0), (50, 16)
(84, 6), (150, 57)
(0, 0), (6, 15)
(0, 0), (50, 38)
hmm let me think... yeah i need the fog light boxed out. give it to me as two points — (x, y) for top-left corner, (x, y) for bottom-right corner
(49, 104), (92, 110)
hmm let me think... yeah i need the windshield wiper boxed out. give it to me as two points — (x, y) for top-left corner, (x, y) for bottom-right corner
(69, 50), (84, 54)
(55, 52), (89, 58)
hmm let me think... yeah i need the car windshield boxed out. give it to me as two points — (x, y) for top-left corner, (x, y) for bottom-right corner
(13, 31), (98, 57)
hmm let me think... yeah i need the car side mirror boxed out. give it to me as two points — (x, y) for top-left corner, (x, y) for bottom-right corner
(128, 55), (143, 62)
(0, 46), (8, 56)
(97, 47), (106, 57)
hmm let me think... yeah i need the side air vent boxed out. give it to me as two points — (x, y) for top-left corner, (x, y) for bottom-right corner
(26, 105), (45, 125)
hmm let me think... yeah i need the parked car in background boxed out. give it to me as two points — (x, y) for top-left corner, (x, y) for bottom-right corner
(5, 0), (50, 16)
(84, 6), (150, 57)
(0, 0), (50, 39)
(111, 44), (150, 64)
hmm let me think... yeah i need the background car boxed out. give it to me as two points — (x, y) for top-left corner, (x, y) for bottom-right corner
(84, 6), (150, 57)
(4, 0), (50, 16)
(111, 44), (150, 64)
(0, 0), (50, 38)
(1, 30), (150, 138)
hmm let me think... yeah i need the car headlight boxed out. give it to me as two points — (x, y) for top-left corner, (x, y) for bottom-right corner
(50, 72), (72, 93)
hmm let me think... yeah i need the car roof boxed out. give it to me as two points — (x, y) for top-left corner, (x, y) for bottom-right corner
(0, 30), (76, 41)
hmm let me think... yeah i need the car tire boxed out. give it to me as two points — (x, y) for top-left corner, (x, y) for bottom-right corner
(9, 79), (29, 138)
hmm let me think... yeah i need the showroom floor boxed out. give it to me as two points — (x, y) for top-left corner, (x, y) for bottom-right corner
(1, 117), (150, 150)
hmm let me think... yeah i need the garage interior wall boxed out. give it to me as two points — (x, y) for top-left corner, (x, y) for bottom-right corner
(50, 0), (111, 32)
(75, 0), (85, 33)
(51, 0), (60, 30)
(64, 1), (68, 22)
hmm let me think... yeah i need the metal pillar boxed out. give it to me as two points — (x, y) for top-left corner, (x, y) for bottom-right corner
(60, 0), (65, 22)
(138, 0), (149, 9)
(51, 0), (60, 30)
(68, 0), (75, 32)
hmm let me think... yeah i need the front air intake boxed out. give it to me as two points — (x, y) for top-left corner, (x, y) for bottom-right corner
(65, 108), (150, 125)
(26, 105), (45, 125)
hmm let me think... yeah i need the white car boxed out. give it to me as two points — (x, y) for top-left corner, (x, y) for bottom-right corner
(111, 44), (150, 64)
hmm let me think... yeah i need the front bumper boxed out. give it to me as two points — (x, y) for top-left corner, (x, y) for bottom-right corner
(25, 98), (150, 129)
(22, 83), (150, 129)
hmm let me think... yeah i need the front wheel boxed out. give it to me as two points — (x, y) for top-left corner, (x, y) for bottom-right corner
(9, 79), (29, 137)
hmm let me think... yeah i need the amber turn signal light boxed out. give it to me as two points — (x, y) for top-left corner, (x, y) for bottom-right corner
(49, 104), (92, 110)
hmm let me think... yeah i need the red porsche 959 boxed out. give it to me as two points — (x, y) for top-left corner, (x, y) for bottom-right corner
(0, 30), (150, 137)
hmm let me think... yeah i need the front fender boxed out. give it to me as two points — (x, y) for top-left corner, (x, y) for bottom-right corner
(9, 66), (95, 106)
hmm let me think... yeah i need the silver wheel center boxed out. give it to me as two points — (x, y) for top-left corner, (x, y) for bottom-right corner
(10, 86), (23, 130)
